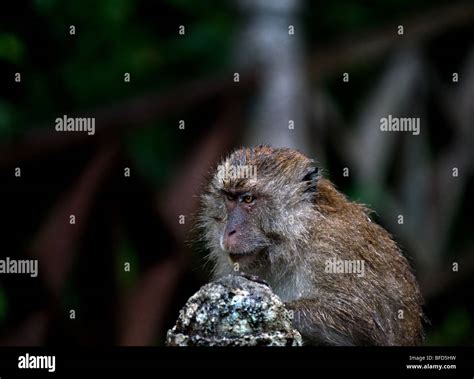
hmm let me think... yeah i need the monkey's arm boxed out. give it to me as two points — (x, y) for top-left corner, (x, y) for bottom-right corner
(286, 298), (379, 346)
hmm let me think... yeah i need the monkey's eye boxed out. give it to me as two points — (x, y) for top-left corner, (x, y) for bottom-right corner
(242, 195), (255, 204)
(226, 193), (237, 201)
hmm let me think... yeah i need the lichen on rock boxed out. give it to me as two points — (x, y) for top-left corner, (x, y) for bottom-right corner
(166, 274), (302, 346)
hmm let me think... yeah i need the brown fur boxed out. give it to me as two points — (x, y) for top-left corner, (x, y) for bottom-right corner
(197, 146), (424, 345)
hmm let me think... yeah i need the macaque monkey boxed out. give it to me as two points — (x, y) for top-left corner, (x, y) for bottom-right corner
(198, 146), (424, 345)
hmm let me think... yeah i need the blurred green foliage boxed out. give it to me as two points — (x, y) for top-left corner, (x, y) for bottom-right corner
(1, 0), (236, 136)
(427, 308), (472, 346)
(306, 0), (443, 39)
(0, 33), (25, 63)
(0, 287), (7, 323)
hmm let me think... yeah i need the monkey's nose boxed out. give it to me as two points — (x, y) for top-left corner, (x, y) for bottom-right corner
(223, 230), (238, 251)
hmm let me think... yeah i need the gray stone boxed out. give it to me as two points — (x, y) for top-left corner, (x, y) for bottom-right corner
(166, 274), (302, 346)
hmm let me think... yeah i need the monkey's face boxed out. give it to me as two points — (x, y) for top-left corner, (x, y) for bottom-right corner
(200, 179), (273, 271)
(217, 190), (270, 265)
(199, 146), (319, 275)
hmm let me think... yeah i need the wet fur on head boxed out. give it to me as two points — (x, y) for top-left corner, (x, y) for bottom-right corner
(197, 146), (320, 295)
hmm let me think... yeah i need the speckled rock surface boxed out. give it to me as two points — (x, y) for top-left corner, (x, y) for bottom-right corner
(166, 274), (302, 346)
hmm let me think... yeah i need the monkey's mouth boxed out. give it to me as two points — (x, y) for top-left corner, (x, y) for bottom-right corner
(228, 247), (267, 262)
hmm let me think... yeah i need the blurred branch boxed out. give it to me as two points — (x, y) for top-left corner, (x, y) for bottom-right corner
(3, 2), (474, 166)
(419, 47), (474, 273)
(421, 247), (474, 300)
(1, 310), (50, 346)
(157, 97), (242, 242)
(28, 141), (120, 294)
(0, 72), (257, 166)
(349, 47), (425, 185)
(119, 258), (182, 346)
(310, 2), (474, 76)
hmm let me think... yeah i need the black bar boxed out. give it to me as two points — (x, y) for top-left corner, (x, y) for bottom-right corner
(0, 346), (472, 377)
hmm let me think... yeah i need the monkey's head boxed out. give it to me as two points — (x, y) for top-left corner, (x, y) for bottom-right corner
(198, 146), (320, 277)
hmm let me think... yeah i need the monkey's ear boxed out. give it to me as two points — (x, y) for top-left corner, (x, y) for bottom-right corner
(302, 167), (319, 193)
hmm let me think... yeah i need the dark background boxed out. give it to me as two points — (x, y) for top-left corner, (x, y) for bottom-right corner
(0, 0), (473, 346)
